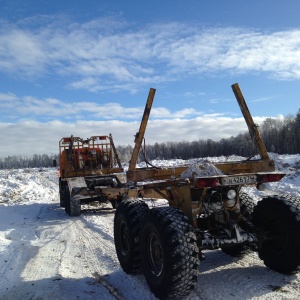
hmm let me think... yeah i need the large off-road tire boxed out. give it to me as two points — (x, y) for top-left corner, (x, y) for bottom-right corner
(140, 206), (199, 299)
(69, 195), (81, 216)
(64, 188), (81, 216)
(110, 196), (122, 209)
(59, 179), (68, 208)
(114, 199), (149, 274)
(65, 188), (71, 215)
(111, 200), (117, 209)
(252, 194), (300, 274)
(221, 192), (255, 257)
(239, 191), (256, 220)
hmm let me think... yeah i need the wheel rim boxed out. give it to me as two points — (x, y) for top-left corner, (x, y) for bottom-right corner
(147, 232), (163, 276)
(120, 221), (129, 256)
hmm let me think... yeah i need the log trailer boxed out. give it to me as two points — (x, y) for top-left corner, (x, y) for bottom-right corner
(58, 84), (300, 300)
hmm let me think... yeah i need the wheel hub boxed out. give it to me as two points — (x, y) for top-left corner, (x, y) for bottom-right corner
(148, 233), (163, 276)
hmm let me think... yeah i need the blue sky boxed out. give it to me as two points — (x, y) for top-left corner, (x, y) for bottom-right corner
(1, 0), (300, 157)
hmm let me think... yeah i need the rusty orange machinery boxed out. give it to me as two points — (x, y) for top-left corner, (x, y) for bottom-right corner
(59, 134), (123, 178)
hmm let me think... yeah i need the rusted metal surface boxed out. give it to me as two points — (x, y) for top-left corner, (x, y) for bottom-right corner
(59, 135), (124, 179)
(108, 134), (122, 169)
(126, 159), (275, 182)
(60, 84), (281, 226)
(232, 83), (270, 160)
(128, 88), (156, 171)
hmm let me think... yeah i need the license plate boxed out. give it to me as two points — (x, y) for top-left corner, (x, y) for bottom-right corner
(221, 174), (257, 186)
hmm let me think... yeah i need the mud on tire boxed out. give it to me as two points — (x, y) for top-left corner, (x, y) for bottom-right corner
(140, 206), (199, 299)
(64, 188), (81, 216)
(239, 191), (256, 220)
(252, 194), (300, 274)
(69, 196), (81, 216)
(64, 188), (71, 215)
(59, 178), (68, 208)
(114, 199), (149, 274)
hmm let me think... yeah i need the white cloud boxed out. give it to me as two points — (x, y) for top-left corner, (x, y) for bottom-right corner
(251, 96), (273, 103)
(162, 28), (300, 78)
(0, 116), (269, 157)
(0, 28), (45, 77)
(1, 18), (300, 91)
(0, 92), (206, 121)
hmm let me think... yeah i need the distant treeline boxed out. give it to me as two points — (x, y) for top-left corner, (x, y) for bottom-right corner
(0, 154), (54, 169)
(117, 109), (300, 162)
(1, 109), (299, 169)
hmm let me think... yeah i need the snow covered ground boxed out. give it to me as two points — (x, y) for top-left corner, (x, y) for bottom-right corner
(0, 154), (300, 300)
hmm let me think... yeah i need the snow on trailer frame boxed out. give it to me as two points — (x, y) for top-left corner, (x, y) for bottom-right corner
(112, 84), (300, 300)
(57, 84), (300, 299)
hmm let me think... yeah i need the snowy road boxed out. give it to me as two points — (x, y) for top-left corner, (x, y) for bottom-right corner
(1, 156), (300, 299)
(0, 169), (156, 300)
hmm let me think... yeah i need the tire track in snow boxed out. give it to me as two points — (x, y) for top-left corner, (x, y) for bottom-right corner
(74, 218), (125, 299)
(0, 203), (66, 299)
(77, 211), (157, 300)
(193, 249), (299, 300)
(26, 170), (134, 299)
(0, 168), (116, 300)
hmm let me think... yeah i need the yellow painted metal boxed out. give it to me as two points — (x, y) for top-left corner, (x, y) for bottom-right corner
(126, 83), (274, 184)
(128, 88), (156, 171)
(232, 83), (270, 160)
(108, 134), (122, 168)
(123, 83), (276, 226)
(126, 159), (274, 182)
(167, 185), (193, 224)
(59, 84), (277, 227)
(61, 168), (124, 179)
